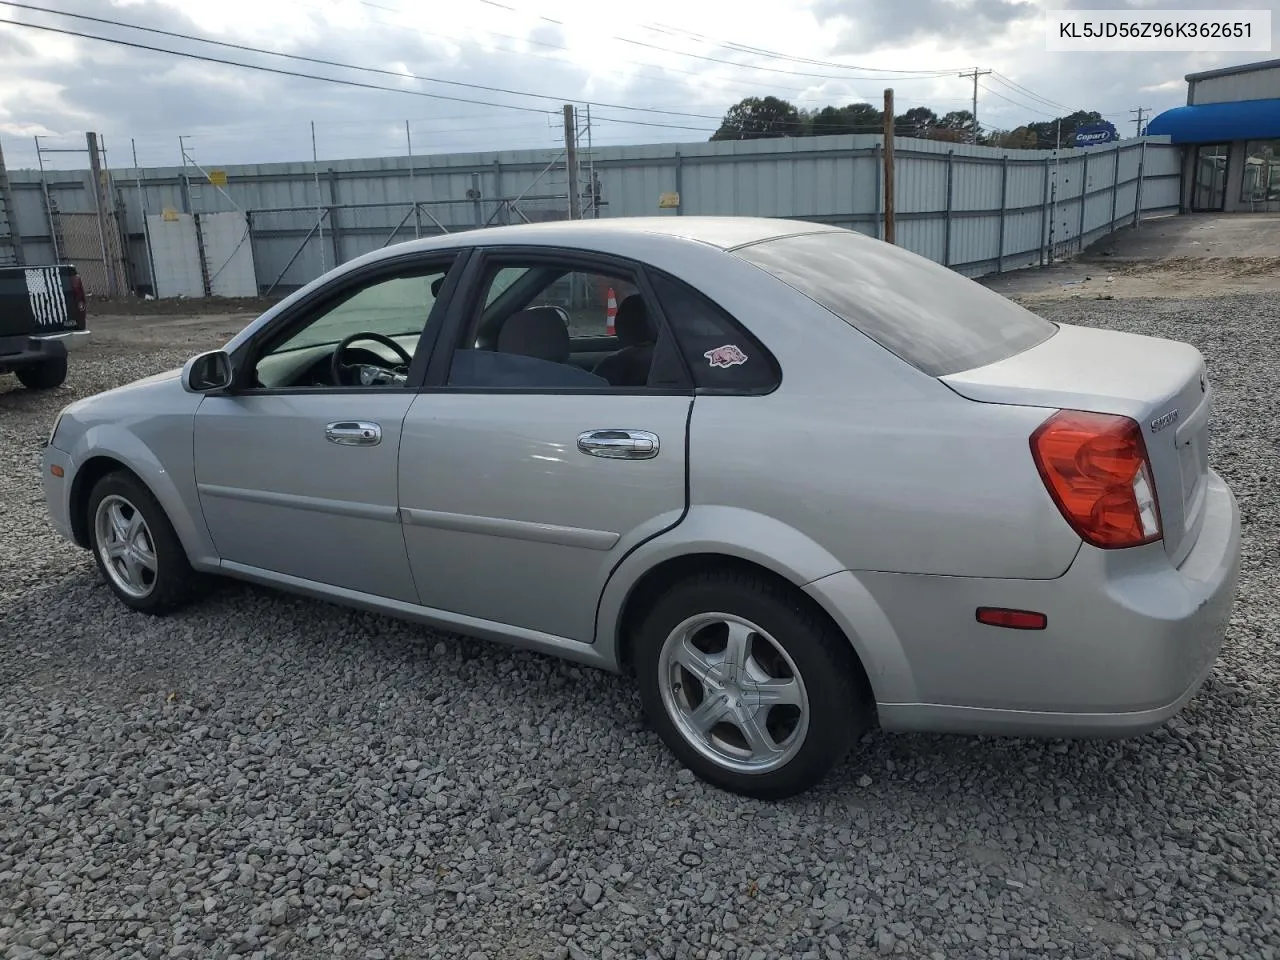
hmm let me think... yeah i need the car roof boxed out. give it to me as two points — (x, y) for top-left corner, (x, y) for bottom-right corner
(382, 216), (842, 256)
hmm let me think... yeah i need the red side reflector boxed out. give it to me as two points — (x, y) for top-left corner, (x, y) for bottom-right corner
(976, 607), (1047, 630)
(50, 464), (64, 477)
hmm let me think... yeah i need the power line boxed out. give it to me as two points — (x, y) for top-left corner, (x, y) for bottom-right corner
(0, 9), (957, 141)
(614, 33), (960, 82)
(988, 72), (1074, 113)
(978, 82), (1061, 120)
(0, 1), (730, 122)
(346, 0), (854, 102)
(453, 0), (961, 79)
(641, 22), (966, 76)
(0, 15), (561, 115)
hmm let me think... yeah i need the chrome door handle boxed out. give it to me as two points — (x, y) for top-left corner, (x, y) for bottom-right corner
(325, 421), (382, 446)
(577, 429), (660, 460)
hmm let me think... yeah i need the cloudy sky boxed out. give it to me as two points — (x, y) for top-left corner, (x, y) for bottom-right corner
(0, 0), (1275, 171)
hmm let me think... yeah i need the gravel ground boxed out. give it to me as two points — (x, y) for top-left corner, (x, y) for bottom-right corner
(1, 294), (1278, 960)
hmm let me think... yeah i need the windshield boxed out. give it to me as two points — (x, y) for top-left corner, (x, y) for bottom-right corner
(735, 230), (1057, 376)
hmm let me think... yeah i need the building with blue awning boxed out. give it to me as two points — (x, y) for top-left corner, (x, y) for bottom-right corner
(1146, 59), (1280, 214)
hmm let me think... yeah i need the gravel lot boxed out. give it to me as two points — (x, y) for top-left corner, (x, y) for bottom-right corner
(1, 290), (1277, 960)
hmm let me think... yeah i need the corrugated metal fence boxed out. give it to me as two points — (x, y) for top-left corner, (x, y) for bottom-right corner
(3, 132), (1181, 295)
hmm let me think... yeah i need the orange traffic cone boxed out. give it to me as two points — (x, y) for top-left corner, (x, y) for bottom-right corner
(605, 287), (617, 335)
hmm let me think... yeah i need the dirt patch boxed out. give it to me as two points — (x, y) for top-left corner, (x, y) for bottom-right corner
(982, 256), (1280, 303)
(86, 294), (284, 318)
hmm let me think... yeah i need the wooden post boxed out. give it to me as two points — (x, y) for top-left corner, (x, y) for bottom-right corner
(86, 132), (117, 296)
(563, 104), (581, 220)
(882, 89), (895, 245)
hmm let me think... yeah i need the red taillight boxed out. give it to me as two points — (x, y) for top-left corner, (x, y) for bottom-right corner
(976, 607), (1047, 630)
(70, 274), (87, 327)
(1030, 410), (1162, 549)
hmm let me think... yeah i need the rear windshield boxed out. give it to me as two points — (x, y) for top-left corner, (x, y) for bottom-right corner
(734, 230), (1057, 376)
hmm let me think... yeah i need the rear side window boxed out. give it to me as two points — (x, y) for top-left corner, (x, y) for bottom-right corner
(649, 272), (779, 392)
(734, 230), (1057, 377)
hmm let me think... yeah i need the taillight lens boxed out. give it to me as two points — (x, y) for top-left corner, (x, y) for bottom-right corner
(70, 274), (87, 327)
(1030, 409), (1162, 549)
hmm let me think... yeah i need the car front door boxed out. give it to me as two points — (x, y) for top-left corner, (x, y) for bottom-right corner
(398, 249), (693, 643)
(193, 253), (460, 602)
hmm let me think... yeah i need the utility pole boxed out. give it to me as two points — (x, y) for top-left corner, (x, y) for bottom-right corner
(1130, 106), (1151, 137)
(882, 88), (895, 245)
(563, 104), (580, 220)
(311, 120), (326, 273)
(85, 132), (117, 298)
(959, 68), (992, 144)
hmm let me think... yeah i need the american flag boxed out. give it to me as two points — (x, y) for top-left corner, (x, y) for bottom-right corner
(25, 267), (69, 328)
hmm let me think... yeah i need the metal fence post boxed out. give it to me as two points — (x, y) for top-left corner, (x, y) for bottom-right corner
(493, 160), (505, 225)
(1077, 151), (1089, 252)
(944, 150), (954, 267)
(326, 168), (341, 266)
(997, 154), (1009, 273)
(471, 172), (483, 228)
(1134, 140), (1148, 228)
(674, 152), (683, 216)
(1109, 144), (1121, 233)
(1039, 156), (1049, 267)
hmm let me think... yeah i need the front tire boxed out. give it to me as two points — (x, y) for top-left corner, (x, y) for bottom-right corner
(87, 472), (199, 614)
(16, 355), (67, 390)
(634, 569), (870, 800)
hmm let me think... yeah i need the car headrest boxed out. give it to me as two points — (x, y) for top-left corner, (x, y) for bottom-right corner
(614, 294), (653, 348)
(497, 306), (570, 363)
(431, 276), (445, 298)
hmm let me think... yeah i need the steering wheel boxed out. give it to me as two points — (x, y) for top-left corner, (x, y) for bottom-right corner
(331, 332), (413, 386)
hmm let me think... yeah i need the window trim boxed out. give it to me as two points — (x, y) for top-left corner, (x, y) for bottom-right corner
(225, 249), (469, 397)
(421, 244), (695, 396)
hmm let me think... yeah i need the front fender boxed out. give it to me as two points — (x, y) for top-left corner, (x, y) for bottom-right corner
(594, 505), (918, 704)
(68, 422), (219, 570)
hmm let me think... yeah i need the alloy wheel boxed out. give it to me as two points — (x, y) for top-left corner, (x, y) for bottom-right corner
(656, 612), (810, 775)
(94, 494), (158, 600)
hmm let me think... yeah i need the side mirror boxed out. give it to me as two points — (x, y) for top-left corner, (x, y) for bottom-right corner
(182, 350), (234, 394)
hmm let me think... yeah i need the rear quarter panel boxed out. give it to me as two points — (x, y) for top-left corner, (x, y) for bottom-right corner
(649, 249), (1083, 581)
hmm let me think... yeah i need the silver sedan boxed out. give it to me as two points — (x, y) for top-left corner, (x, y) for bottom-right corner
(41, 217), (1242, 798)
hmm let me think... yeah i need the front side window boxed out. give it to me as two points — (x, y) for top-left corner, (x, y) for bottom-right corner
(252, 263), (451, 389)
(1240, 139), (1280, 203)
(734, 229), (1057, 377)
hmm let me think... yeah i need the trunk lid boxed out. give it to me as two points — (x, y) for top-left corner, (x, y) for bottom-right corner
(941, 322), (1211, 565)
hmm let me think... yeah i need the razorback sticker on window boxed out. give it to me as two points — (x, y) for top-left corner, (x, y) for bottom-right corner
(704, 344), (748, 369)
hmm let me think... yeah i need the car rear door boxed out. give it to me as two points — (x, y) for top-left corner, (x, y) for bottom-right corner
(398, 247), (692, 643)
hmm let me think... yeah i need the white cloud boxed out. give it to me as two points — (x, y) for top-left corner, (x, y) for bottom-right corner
(0, 0), (1276, 170)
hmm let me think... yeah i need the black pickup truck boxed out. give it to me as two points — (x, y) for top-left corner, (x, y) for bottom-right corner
(0, 264), (88, 390)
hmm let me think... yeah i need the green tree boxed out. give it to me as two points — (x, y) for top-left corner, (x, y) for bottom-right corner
(1028, 110), (1104, 149)
(806, 102), (885, 136)
(710, 97), (802, 140)
(896, 106), (938, 138)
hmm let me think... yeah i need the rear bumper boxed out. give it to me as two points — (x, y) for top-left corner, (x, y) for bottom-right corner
(32, 329), (90, 352)
(836, 469), (1241, 737)
(0, 330), (89, 370)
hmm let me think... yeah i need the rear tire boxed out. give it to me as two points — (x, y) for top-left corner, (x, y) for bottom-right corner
(634, 569), (869, 800)
(16, 355), (67, 390)
(86, 472), (200, 614)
